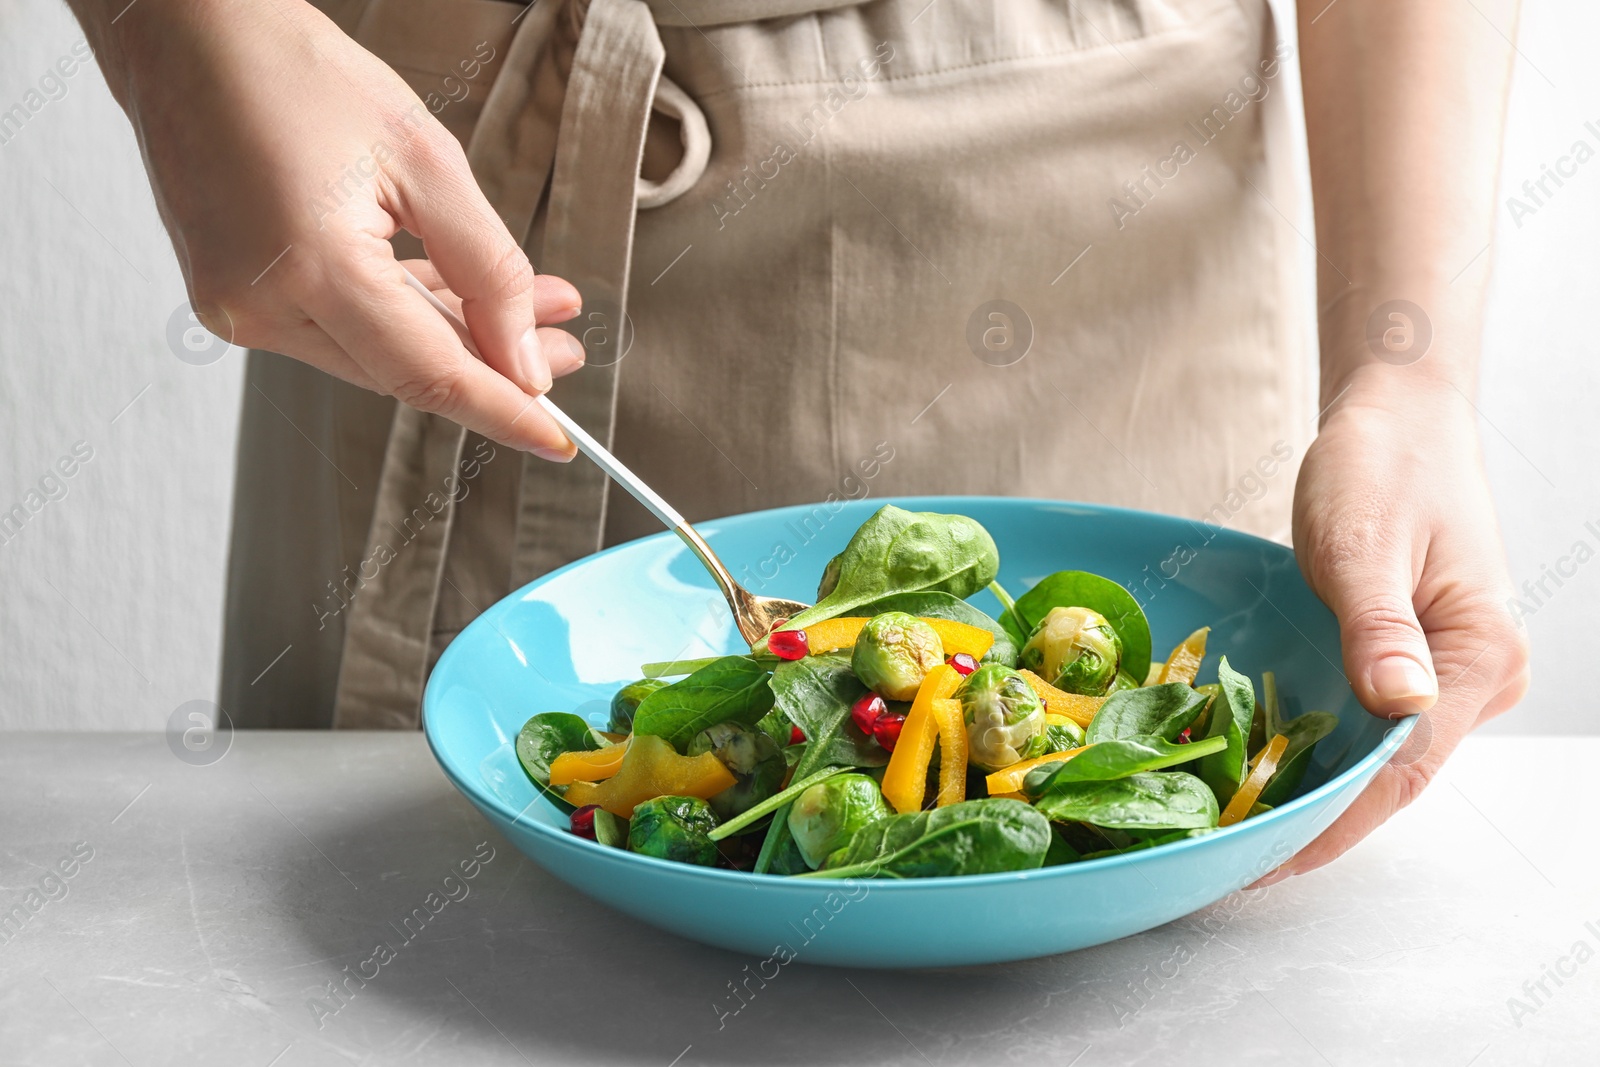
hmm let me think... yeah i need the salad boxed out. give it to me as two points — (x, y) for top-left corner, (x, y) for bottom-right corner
(515, 506), (1339, 878)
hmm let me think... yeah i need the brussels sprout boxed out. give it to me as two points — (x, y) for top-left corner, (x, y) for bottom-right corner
(688, 722), (787, 819)
(959, 663), (1048, 772)
(628, 795), (720, 865)
(1019, 606), (1124, 696)
(787, 773), (893, 869)
(608, 678), (669, 733)
(850, 612), (944, 701)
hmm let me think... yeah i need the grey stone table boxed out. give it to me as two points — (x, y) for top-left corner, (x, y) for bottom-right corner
(1, 733), (1593, 1066)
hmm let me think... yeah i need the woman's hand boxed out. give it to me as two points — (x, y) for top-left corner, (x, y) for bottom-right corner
(75, 0), (583, 458)
(1270, 369), (1531, 881)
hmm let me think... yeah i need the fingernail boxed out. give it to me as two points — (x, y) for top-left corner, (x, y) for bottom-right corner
(1369, 655), (1437, 714)
(532, 445), (576, 463)
(559, 330), (586, 364)
(518, 327), (552, 393)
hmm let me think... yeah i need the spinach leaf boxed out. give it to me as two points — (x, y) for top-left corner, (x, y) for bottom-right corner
(856, 590), (1019, 667)
(1012, 571), (1153, 683)
(752, 655), (889, 874)
(515, 712), (608, 811)
(1032, 772), (1219, 831)
(631, 656), (775, 751)
(1023, 734), (1226, 795)
(1043, 827), (1082, 866)
(1079, 828), (1213, 859)
(1257, 709), (1339, 807)
(1197, 657), (1256, 805)
(770, 655), (888, 775)
(1084, 683), (1210, 744)
(593, 809), (629, 848)
(779, 506), (1000, 632)
(801, 799), (1050, 879)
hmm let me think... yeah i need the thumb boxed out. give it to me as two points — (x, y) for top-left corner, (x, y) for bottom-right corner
(1319, 549), (1439, 718)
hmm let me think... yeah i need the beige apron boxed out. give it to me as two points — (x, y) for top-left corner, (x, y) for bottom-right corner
(220, 0), (1314, 730)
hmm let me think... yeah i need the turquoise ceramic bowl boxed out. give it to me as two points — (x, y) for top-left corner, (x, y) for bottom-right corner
(424, 496), (1412, 968)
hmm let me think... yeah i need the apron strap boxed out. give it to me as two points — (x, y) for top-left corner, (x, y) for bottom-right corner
(332, 0), (565, 729)
(509, 0), (668, 586)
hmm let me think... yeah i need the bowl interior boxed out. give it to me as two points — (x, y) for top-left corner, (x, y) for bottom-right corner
(426, 496), (1381, 861)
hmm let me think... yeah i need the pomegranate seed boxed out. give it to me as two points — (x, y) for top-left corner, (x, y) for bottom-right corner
(850, 692), (887, 735)
(789, 725), (806, 745)
(769, 629), (809, 660)
(872, 712), (906, 752)
(569, 804), (599, 839)
(1177, 728), (1192, 744)
(948, 652), (978, 676)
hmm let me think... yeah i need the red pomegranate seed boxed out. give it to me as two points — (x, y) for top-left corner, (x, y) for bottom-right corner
(789, 725), (806, 745)
(569, 804), (599, 839)
(872, 713), (906, 752)
(769, 629), (809, 660)
(1177, 728), (1192, 744)
(850, 692), (887, 735)
(948, 652), (978, 676)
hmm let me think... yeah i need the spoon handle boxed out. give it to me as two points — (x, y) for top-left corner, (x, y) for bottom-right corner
(399, 269), (741, 605)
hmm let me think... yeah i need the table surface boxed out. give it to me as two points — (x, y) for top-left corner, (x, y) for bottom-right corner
(0, 732), (1593, 1067)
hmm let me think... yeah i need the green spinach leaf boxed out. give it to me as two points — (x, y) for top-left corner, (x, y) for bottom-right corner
(752, 655), (889, 873)
(1032, 771), (1219, 831)
(1023, 734), (1226, 795)
(1079, 828), (1213, 859)
(1011, 571), (1153, 683)
(770, 654), (889, 776)
(1084, 683), (1210, 744)
(779, 506), (1000, 632)
(801, 799), (1050, 879)
(1197, 657), (1255, 805)
(593, 809), (629, 848)
(515, 712), (608, 811)
(856, 590), (1019, 666)
(1257, 709), (1339, 807)
(631, 656), (775, 751)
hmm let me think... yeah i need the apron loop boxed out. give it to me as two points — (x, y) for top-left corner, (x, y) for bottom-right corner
(637, 75), (711, 210)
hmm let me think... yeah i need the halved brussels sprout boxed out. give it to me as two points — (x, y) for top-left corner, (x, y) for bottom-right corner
(628, 795), (720, 865)
(1019, 606), (1123, 696)
(850, 611), (944, 701)
(688, 722), (786, 820)
(787, 773), (893, 869)
(958, 663), (1048, 772)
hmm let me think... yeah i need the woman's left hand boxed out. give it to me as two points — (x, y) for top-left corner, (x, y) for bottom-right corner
(1267, 369), (1531, 882)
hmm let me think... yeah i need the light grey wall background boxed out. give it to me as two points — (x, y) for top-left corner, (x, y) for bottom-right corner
(0, 0), (1592, 732)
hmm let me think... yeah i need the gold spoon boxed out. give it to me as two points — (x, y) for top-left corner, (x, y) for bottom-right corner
(404, 270), (810, 644)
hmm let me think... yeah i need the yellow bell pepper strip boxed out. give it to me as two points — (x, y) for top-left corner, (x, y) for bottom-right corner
(984, 747), (1087, 796)
(989, 791), (1027, 802)
(1018, 670), (1104, 728)
(801, 617), (871, 654)
(931, 697), (968, 807)
(1156, 627), (1209, 686)
(1143, 661), (1165, 686)
(880, 663), (962, 814)
(548, 740), (629, 786)
(795, 616), (994, 661)
(561, 734), (736, 817)
(1218, 733), (1288, 827)
(921, 619), (993, 661)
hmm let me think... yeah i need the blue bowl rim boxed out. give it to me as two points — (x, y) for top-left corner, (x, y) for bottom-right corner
(424, 495), (1416, 890)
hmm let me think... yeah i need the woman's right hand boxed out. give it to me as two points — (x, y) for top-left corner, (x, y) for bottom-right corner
(74, 0), (584, 459)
